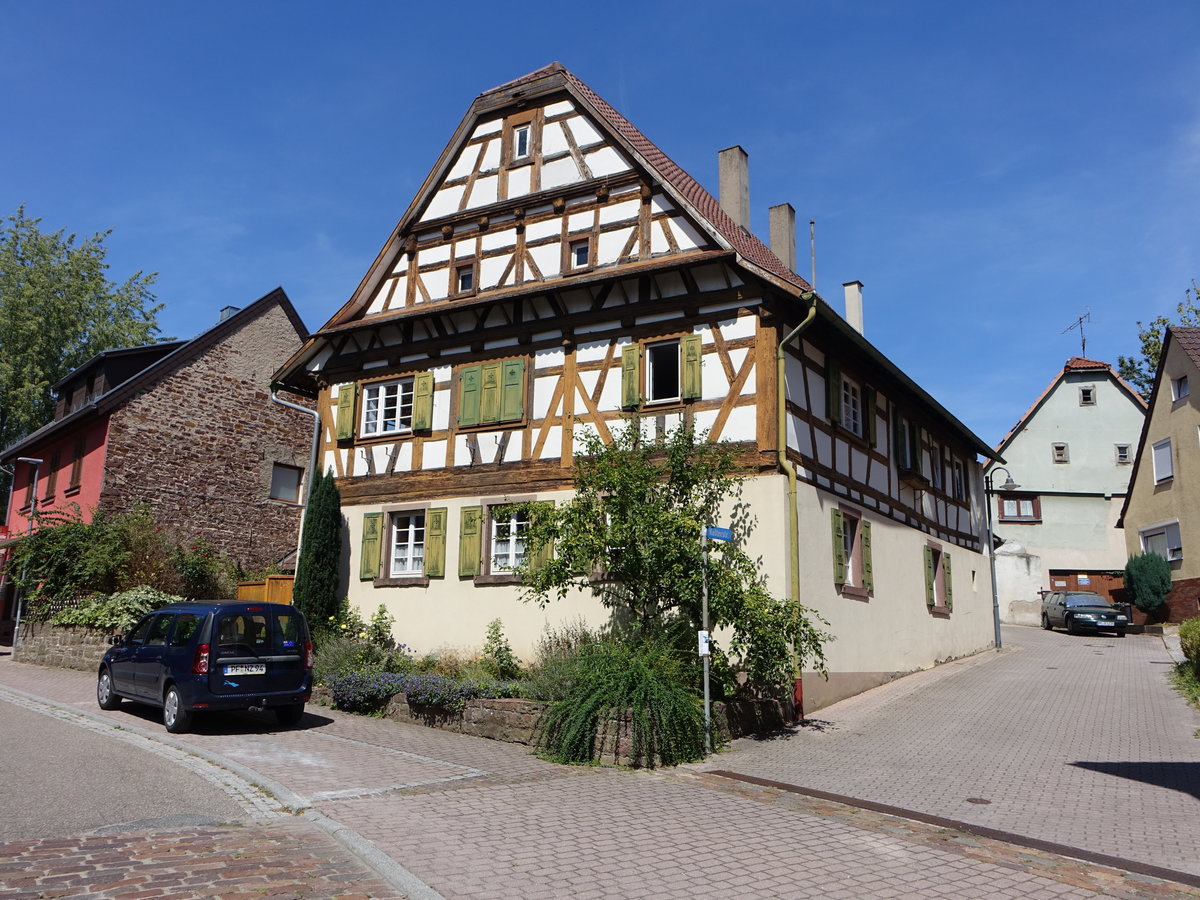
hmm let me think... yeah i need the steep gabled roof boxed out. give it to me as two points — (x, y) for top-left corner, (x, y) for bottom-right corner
(1, 287), (307, 462)
(315, 63), (810, 336)
(992, 356), (1147, 457)
(1117, 326), (1200, 526)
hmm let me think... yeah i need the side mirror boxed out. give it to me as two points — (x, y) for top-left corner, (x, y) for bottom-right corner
(108, 634), (125, 646)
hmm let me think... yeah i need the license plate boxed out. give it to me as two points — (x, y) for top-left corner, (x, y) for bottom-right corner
(225, 664), (266, 676)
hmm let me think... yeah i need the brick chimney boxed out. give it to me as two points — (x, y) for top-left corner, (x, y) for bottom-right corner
(718, 146), (750, 230)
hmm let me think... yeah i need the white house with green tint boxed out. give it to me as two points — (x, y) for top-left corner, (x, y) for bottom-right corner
(986, 357), (1145, 624)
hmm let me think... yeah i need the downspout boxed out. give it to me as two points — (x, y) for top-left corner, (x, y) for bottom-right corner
(271, 389), (322, 569)
(777, 291), (817, 722)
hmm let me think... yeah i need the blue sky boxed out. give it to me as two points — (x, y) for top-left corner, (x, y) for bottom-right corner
(4, 2), (1198, 450)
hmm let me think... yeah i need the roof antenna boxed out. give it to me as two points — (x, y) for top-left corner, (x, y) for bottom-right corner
(1062, 310), (1092, 356)
(809, 219), (816, 291)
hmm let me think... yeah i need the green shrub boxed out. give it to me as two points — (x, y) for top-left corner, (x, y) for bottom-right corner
(313, 635), (413, 686)
(51, 586), (184, 632)
(538, 639), (707, 768)
(1180, 618), (1200, 676)
(293, 470), (343, 623)
(523, 620), (601, 702)
(481, 618), (521, 680)
(1124, 553), (1173, 613)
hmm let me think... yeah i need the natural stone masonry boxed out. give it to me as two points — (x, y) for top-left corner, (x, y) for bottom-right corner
(12, 623), (112, 671)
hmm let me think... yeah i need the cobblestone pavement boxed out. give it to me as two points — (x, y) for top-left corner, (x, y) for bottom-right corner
(1, 629), (1198, 899)
(695, 625), (1200, 877)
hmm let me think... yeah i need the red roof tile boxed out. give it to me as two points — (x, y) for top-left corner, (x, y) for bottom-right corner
(1170, 326), (1200, 369)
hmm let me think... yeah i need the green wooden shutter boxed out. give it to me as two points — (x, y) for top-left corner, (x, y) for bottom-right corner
(360, 512), (383, 580)
(621, 344), (642, 409)
(424, 507), (447, 577)
(943, 552), (953, 610)
(912, 426), (924, 476)
(681, 334), (702, 400)
(458, 365), (481, 427)
(412, 371), (434, 431)
(479, 361), (503, 425)
(892, 409), (905, 466)
(831, 508), (846, 584)
(336, 385), (357, 441)
(826, 360), (842, 424)
(864, 387), (877, 447)
(923, 546), (935, 606)
(531, 500), (554, 571)
(458, 506), (482, 577)
(861, 520), (874, 593)
(500, 358), (526, 422)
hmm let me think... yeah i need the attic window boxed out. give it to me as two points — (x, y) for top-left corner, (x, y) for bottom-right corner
(513, 125), (531, 161)
(1052, 442), (1070, 464)
(1172, 375), (1189, 401)
(1115, 443), (1133, 464)
(453, 260), (477, 297)
(569, 238), (591, 270)
(1079, 386), (1095, 406)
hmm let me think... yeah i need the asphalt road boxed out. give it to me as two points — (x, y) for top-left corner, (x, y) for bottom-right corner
(0, 695), (248, 842)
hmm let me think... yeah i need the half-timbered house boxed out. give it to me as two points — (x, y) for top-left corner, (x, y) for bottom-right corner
(273, 64), (1000, 710)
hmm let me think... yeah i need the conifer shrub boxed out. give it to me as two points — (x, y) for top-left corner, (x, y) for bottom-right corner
(1124, 553), (1173, 613)
(293, 470), (344, 626)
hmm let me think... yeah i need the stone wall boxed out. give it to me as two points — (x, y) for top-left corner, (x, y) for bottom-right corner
(384, 693), (791, 767)
(13, 622), (112, 672)
(102, 297), (312, 574)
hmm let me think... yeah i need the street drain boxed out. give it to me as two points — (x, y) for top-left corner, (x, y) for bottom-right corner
(965, 797), (992, 805)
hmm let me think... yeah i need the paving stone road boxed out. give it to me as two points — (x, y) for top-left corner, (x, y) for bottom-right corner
(0, 624), (1197, 899)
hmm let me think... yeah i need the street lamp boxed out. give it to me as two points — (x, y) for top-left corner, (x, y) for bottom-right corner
(984, 466), (1019, 650)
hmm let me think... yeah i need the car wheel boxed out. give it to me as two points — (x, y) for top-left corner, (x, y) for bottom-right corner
(1042, 614), (1053, 631)
(97, 669), (122, 710)
(1116, 628), (1126, 638)
(275, 704), (305, 727)
(1066, 615), (1080, 635)
(163, 686), (192, 734)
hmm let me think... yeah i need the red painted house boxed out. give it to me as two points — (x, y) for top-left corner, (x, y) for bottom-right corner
(0, 288), (314, 640)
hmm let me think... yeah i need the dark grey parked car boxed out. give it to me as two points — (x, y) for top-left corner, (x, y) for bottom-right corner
(97, 601), (313, 733)
(1041, 591), (1128, 636)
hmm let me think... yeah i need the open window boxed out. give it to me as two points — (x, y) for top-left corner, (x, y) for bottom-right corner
(832, 506), (873, 599)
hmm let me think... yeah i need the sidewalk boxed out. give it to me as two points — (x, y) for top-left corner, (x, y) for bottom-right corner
(1, 637), (1198, 899)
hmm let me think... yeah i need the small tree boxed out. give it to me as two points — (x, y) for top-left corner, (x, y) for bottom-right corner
(1117, 279), (1200, 398)
(292, 469), (344, 628)
(517, 419), (830, 691)
(1124, 552), (1172, 613)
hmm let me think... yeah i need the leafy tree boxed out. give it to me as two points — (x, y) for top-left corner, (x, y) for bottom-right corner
(517, 420), (830, 692)
(292, 469), (345, 629)
(1124, 552), (1172, 613)
(1117, 280), (1200, 398)
(0, 207), (163, 507)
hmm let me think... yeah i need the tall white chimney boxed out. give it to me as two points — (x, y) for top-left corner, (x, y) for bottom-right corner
(769, 203), (796, 272)
(718, 145), (750, 230)
(843, 281), (864, 334)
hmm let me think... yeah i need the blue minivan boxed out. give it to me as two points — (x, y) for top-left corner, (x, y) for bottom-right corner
(97, 601), (313, 733)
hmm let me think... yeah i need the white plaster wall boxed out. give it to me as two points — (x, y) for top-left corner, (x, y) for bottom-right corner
(994, 544), (1045, 625)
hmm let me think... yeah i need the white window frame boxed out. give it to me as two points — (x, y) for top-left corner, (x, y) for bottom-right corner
(1172, 375), (1190, 401)
(489, 507), (530, 573)
(1152, 437), (1173, 483)
(389, 511), (426, 576)
(841, 377), (863, 438)
(361, 378), (415, 437)
(646, 339), (681, 404)
(513, 124), (531, 161)
(570, 238), (590, 269)
(1140, 519), (1182, 561)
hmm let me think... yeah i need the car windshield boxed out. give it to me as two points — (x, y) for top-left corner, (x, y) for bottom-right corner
(1065, 594), (1111, 608)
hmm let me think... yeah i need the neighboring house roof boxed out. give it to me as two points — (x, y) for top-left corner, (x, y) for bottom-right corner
(50, 341), (188, 394)
(991, 356), (1147, 458)
(1, 287), (307, 463)
(273, 63), (997, 461)
(1117, 326), (1199, 527)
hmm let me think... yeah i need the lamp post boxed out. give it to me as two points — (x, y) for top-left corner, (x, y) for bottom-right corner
(984, 466), (1019, 650)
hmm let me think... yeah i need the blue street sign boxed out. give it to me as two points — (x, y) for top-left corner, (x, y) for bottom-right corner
(704, 526), (733, 542)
